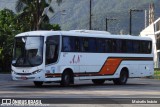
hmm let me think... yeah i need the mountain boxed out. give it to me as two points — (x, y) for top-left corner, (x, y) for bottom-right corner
(50, 0), (159, 35)
(0, 0), (16, 12)
(0, 0), (159, 35)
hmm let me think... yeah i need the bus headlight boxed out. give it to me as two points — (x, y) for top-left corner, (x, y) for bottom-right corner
(32, 69), (42, 75)
(12, 70), (17, 75)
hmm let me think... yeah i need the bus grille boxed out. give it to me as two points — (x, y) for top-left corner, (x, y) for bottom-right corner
(15, 77), (35, 79)
(16, 73), (32, 75)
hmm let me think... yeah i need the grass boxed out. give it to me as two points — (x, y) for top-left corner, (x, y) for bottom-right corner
(154, 69), (160, 79)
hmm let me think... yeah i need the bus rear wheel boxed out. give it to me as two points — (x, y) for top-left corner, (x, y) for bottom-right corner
(92, 79), (105, 85)
(34, 81), (43, 87)
(113, 69), (128, 85)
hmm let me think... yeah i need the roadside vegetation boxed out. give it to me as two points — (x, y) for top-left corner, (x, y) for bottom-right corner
(154, 69), (160, 79)
(0, 0), (62, 73)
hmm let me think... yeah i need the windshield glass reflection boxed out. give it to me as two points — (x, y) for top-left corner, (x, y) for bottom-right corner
(12, 36), (44, 67)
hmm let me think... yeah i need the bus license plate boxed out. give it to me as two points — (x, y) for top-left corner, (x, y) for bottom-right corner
(21, 76), (27, 80)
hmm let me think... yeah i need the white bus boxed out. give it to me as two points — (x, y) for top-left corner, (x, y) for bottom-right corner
(11, 30), (154, 87)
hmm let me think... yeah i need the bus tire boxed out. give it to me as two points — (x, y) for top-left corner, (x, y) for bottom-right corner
(113, 69), (128, 85)
(92, 79), (105, 85)
(61, 71), (72, 87)
(34, 81), (43, 87)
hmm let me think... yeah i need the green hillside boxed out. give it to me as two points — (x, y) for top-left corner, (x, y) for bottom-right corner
(51, 0), (158, 35)
(0, 0), (159, 35)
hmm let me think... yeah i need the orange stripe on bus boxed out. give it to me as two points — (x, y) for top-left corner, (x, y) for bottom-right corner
(98, 58), (122, 75)
(98, 57), (153, 75)
(45, 73), (61, 77)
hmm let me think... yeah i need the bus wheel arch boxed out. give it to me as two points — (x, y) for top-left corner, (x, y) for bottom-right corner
(113, 67), (129, 85)
(61, 68), (74, 86)
(121, 67), (129, 77)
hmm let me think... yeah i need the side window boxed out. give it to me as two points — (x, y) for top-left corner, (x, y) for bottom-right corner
(140, 41), (152, 54)
(97, 39), (105, 53)
(116, 39), (122, 53)
(75, 37), (83, 52)
(69, 37), (75, 51)
(133, 41), (140, 53)
(140, 41), (146, 53)
(46, 35), (59, 65)
(88, 38), (96, 52)
(122, 39), (126, 53)
(62, 36), (75, 52)
(147, 41), (152, 53)
(112, 39), (116, 53)
(104, 39), (111, 53)
(62, 37), (71, 52)
(82, 38), (89, 52)
(75, 37), (80, 52)
(126, 40), (133, 53)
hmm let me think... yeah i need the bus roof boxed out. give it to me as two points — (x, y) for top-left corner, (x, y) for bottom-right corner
(15, 30), (152, 41)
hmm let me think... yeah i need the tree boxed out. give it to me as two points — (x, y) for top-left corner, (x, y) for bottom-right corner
(41, 23), (61, 30)
(15, 0), (62, 30)
(0, 9), (19, 72)
(0, 8), (38, 72)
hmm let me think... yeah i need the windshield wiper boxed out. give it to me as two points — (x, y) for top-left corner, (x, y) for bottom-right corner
(15, 56), (34, 67)
(15, 56), (23, 66)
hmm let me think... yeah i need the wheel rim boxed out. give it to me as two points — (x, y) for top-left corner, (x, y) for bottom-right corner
(121, 72), (127, 83)
(64, 74), (70, 84)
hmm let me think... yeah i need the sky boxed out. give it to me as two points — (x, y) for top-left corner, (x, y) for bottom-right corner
(0, 0), (16, 12)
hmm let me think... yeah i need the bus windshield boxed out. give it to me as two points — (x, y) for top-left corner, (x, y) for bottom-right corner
(12, 36), (44, 67)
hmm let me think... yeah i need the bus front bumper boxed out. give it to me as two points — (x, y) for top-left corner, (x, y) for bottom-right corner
(11, 71), (61, 82)
(11, 70), (45, 81)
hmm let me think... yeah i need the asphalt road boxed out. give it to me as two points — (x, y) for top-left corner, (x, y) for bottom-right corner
(0, 74), (160, 107)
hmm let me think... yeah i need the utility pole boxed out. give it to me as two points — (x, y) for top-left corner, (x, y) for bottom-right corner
(129, 9), (132, 35)
(106, 18), (108, 31)
(145, 10), (147, 28)
(149, 3), (155, 25)
(129, 9), (143, 35)
(89, 0), (92, 30)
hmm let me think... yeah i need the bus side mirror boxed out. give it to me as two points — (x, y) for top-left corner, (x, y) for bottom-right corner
(12, 60), (16, 65)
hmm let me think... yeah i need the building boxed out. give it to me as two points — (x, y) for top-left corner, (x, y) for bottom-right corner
(140, 17), (160, 68)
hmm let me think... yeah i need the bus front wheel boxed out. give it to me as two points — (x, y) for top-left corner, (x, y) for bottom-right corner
(113, 69), (128, 85)
(34, 81), (43, 87)
(61, 71), (72, 87)
(92, 79), (105, 85)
